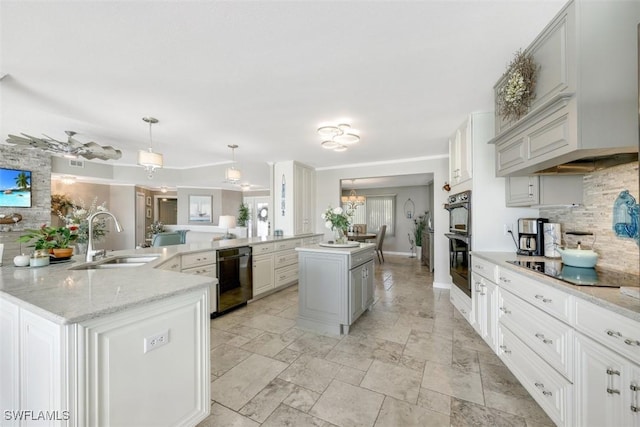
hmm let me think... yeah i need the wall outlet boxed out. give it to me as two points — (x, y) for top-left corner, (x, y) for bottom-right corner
(504, 224), (513, 235)
(144, 330), (169, 353)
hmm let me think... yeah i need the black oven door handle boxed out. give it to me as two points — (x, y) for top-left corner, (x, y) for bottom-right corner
(218, 253), (250, 261)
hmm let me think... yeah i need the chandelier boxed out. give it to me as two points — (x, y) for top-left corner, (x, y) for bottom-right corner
(341, 179), (366, 211)
(318, 120), (360, 152)
(225, 144), (241, 183)
(138, 117), (163, 179)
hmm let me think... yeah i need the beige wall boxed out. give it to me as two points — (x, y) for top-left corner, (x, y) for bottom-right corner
(176, 188), (243, 225)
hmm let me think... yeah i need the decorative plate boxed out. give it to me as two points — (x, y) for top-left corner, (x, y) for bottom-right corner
(319, 242), (360, 248)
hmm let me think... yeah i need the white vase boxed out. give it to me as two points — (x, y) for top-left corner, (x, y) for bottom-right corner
(416, 246), (422, 260)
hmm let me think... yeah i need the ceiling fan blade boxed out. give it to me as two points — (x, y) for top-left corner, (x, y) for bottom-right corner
(6, 130), (123, 162)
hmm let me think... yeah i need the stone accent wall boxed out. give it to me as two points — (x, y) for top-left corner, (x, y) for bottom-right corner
(0, 145), (52, 264)
(540, 161), (639, 274)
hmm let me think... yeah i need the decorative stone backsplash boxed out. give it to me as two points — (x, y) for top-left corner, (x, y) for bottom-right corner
(540, 161), (639, 274)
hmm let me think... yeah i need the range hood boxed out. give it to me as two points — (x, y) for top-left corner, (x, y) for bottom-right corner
(535, 153), (639, 175)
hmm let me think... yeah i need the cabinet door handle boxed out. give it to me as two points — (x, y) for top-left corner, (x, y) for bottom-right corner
(499, 345), (511, 354)
(535, 333), (553, 344)
(534, 294), (552, 303)
(528, 183), (534, 197)
(631, 384), (639, 413)
(607, 388), (621, 395)
(607, 368), (621, 376)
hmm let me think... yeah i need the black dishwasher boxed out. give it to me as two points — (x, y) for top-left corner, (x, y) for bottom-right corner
(215, 246), (252, 316)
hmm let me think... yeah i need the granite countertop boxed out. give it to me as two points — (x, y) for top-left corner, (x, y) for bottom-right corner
(472, 251), (640, 323)
(0, 233), (321, 325)
(296, 242), (376, 255)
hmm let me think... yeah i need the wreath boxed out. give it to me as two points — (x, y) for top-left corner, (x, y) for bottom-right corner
(497, 49), (537, 121)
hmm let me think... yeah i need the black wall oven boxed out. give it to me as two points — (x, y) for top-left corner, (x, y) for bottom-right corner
(445, 191), (471, 297)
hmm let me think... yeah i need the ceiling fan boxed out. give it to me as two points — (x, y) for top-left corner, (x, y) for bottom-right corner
(5, 130), (122, 161)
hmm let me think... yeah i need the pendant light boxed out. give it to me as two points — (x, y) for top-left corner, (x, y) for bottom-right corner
(225, 144), (241, 183)
(138, 117), (163, 179)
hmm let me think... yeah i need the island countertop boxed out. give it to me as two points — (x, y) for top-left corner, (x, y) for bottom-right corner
(0, 233), (321, 325)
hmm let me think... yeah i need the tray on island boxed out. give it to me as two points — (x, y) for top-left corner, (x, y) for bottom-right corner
(318, 242), (360, 248)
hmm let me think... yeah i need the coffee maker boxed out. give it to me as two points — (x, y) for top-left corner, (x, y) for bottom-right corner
(517, 218), (548, 256)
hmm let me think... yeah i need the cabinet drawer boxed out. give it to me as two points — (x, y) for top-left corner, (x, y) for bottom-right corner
(182, 264), (216, 277)
(252, 243), (275, 255)
(274, 239), (300, 252)
(275, 264), (298, 288)
(499, 324), (572, 427)
(497, 266), (574, 324)
(350, 250), (374, 269)
(181, 251), (216, 269)
(157, 257), (181, 272)
(274, 249), (298, 268)
(302, 235), (322, 245)
(471, 256), (497, 282)
(575, 298), (640, 364)
(500, 288), (573, 380)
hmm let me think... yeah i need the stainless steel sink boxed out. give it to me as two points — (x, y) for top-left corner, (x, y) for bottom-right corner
(70, 255), (160, 270)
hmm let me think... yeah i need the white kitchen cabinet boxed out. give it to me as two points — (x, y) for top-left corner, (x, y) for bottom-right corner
(574, 333), (638, 427)
(449, 284), (473, 325)
(448, 117), (472, 187)
(505, 175), (583, 207)
(253, 252), (275, 297)
(471, 273), (498, 353)
(0, 288), (210, 427)
(274, 161), (316, 236)
(297, 245), (375, 335)
(349, 260), (374, 323)
(491, 0), (639, 176)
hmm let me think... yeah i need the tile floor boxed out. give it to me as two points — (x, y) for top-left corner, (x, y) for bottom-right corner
(197, 254), (555, 427)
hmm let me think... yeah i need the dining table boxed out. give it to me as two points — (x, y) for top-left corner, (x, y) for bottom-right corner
(347, 232), (377, 242)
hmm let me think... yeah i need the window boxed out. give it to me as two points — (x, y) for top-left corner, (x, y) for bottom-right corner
(344, 194), (395, 236)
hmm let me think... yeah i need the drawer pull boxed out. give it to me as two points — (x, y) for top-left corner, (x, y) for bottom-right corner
(606, 368), (621, 376)
(535, 333), (553, 344)
(542, 390), (553, 397)
(499, 276), (511, 283)
(534, 294), (552, 303)
(474, 264), (483, 270)
(632, 406), (639, 413)
(607, 388), (621, 395)
(606, 329), (623, 338)
(624, 338), (640, 346)
(499, 345), (511, 354)
(535, 382), (544, 389)
(499, 306), (511, 314)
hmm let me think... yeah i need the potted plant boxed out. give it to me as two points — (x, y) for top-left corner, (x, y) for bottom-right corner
(413, 212), (428, 259)
(17, 225), (78, 257)
(237, 203), (249, 227)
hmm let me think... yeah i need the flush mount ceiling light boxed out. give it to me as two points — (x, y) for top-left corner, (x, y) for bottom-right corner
(5, 130), (122, 161)
(138, 117), (163, 179)
(318, 120), (360, 152)
(225, 144), (241, 183)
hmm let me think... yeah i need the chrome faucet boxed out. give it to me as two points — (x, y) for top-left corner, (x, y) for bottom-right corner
(85, 211), (123, 262)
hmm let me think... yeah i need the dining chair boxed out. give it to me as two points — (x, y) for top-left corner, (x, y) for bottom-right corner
(151, 232), (182, 247)
(353, 224), (367, 234)
(369, 225), (387, 263)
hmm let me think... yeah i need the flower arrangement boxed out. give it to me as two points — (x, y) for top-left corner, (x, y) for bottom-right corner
(322, 205), (353, 243)
(17, 224), (78, 250)
(57, 197), (109, 244)
(149, 221), (165, 235)
(497, 49), (537, 121)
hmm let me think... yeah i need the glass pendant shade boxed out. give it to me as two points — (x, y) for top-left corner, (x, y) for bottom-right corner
(225, 167), (241, 182)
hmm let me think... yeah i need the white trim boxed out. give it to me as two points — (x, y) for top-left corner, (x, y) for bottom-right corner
(315, 154), (448, 171)
(433, 281), (451, 289)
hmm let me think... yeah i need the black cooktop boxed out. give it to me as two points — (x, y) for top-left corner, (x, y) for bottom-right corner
(506, 260), (640, 288)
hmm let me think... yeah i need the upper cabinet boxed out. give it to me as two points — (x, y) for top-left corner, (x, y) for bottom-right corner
(448, 117), (472, 187)
(490, 0), (639, 177)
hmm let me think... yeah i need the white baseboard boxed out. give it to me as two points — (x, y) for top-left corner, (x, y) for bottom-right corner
(433, 281), (451, 290)
(384, 251), (417, 257)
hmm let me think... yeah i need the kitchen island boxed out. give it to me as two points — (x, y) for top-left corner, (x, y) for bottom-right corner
(296, 243), (375, 335)
(0, 233), (321, 426)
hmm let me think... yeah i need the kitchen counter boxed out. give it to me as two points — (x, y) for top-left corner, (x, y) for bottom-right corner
(0, 234), (320, 325)
(472, 251), (640, 322)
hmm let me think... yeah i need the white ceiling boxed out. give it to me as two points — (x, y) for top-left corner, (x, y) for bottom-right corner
(0, 0), (567, 190)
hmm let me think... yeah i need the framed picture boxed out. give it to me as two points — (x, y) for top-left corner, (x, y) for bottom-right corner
(146, 207), (152, 219)
(146, 196), (152, 206)
(189, 195), (212, 222)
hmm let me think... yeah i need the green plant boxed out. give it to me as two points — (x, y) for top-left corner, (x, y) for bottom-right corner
(238, 203), (250, 227)
(17, 225), (78, 250)
(56, 197), (109, 244)
(149, 221), (165, 234)
(321, 205), (352, 231)
(413, 212), (428, 247)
